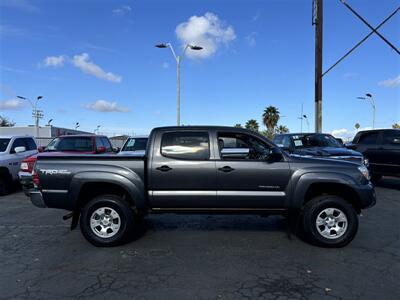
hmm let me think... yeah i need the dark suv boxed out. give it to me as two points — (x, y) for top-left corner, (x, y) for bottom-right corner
(346, 129), (400, 181)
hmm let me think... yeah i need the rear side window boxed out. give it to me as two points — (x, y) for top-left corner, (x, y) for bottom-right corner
(383, 130), (400, 145)
(161, 132), (210, 160)
(24, 138), (37, 150)
(358, 132), (379, 145)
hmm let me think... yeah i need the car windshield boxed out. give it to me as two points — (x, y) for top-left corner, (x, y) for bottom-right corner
(0, 138), (11, 152)
(122, 138), (148, 151)
(292, 134), (343, 148)
(45, 137), (93, 152)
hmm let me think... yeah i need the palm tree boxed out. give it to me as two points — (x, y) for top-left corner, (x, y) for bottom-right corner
(392, 123), (400, 129)
(262, 106), (280, 135)
(354, 123), (360, 131)
(276, 125), (289, 134)
(245, 119), (259, 132)
(234, 123), (242, 128)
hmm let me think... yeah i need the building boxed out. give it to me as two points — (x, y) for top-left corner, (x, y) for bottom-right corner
(0, 125), (93, 146)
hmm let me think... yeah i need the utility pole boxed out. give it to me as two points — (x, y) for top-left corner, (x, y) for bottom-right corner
(313, 0), (323, 133)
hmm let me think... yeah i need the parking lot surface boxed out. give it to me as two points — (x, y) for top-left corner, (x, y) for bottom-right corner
(0, 178), (399, 300)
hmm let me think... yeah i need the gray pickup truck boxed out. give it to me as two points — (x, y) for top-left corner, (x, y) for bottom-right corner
(30, 126), (376, 247)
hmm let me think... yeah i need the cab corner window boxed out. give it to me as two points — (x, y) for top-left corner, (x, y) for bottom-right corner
(161, 132), (210, 160)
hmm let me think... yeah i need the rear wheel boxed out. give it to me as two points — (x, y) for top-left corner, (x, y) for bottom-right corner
(300, 195), (358, 247)
(80, 194), (136, 247)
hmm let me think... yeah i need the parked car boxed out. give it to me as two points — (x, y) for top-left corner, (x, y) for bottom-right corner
(0, 136), (38, 195)
(273, 133), (367, 165)
(117, 136), (148, 156)
(346, 129), (400, 182)
(19, 134), (115, 195)
(29, 126), (375, 248)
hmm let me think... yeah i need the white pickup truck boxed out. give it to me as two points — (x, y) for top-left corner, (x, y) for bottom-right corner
(0, 136), (38, 195)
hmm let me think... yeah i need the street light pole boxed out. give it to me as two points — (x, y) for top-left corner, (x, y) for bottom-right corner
(156, 43), (203, 126)
(17, 95), (43, 138)
(357, 93), (376, 129)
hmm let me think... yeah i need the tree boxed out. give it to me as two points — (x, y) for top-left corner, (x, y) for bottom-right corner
(245, 119), (259, 132)
(234, 123), (242, 128)
(262, 106), (280, 136)
(0, 116), (15, 127)
(392, 123), (400, 129)
(355, 123), (360, 131)
(275, 125), (289, 134)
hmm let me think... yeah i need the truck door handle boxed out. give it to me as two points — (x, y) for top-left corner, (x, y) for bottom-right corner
(218, 166), (234, 173)
(156, 165), (172, 172)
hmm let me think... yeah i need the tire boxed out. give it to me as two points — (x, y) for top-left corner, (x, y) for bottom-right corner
(80, 194), (136, 247)
(370, 174), (382, 184)
(0, 177), (10, 196)
(300, 195), (358, 248)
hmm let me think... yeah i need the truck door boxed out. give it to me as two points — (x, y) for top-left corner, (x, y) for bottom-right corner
(149, 130), (217, 208)
(215, 131), (291, 209)
(380, 130), (400, 175)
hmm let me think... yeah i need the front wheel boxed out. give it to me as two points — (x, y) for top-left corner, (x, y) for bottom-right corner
(80, 195), (136, 247)
(301, 195), (358, 248)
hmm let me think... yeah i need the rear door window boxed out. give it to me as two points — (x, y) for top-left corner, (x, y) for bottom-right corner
(382, 130), (400, 145)
(161, 132), (210, 160)
(10, 138), (25, 153)
(101, 137), (113, 152)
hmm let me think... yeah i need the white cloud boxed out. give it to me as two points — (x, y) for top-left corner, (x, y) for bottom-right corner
(161, 62), (169, 69)
(85, 100), (129, 113)
(245, 32), (257, 47)
(112, 5), (132, 16)
(71, 53), (122, 83)
(42, 55), (65, 67)
(331, 127), (373, 141)
(0, 98), (25, 110)
(378, 75), (400, 88)
(175, 12), (236, 58)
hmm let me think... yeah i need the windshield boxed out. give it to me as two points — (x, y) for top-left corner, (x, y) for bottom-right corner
(45, 137), (93, 152)
(122, 138), (148, 152)
(292, 134), (343, 148)
(0, 138), (11, 152)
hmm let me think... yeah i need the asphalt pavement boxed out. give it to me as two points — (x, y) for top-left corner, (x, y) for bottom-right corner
(0, 178), (399, 300)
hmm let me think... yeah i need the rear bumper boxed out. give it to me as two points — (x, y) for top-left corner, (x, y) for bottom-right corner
(356, 182), (376, 209)
(18, 171), (33, 196)
(30, 191), (47, 208)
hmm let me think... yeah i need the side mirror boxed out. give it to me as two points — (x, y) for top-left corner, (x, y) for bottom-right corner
(276, 143), (291, 153)
(392, 138), (400, 144)
(38, 146), (44, 153)
(221, 148), (249, 159)
(113, 147), (120, 153)
(97, 146), (106, 153)
(14, 146), (26, 153)
(267, 147), (283, 162)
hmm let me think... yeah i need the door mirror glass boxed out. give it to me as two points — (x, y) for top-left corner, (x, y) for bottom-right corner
(221, 148), (250, 159)
(392, 138), (400, 144)
(14, 146), (26, 153)
(266, 147), (283, 162)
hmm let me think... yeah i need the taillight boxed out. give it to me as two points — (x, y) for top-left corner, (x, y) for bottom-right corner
(20, 156), (37, 173)
(32, 169), (41, 189)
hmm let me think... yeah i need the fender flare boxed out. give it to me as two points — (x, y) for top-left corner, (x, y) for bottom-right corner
(67, 171), (146, 211)
(290, 171), (359, 209)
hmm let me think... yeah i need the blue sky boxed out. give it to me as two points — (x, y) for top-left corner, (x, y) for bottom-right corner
(1, 0), (399, 139)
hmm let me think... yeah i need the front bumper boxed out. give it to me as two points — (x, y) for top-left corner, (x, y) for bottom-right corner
(30, 191), (47, 208)
(18, 171), (33, 196)
(356, 182), (376, 209)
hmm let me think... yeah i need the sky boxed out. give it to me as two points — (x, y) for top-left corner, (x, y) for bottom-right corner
(0, 0), (399, 139)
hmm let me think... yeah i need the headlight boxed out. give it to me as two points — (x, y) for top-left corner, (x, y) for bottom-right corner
(358, 165), (370, 180)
